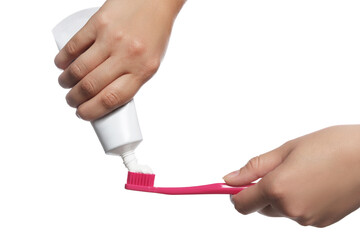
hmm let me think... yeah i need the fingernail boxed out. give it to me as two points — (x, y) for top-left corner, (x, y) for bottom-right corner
(76, 111), (82, 119)
(230, 195), (234, 205)
(223, 170), (240, 181)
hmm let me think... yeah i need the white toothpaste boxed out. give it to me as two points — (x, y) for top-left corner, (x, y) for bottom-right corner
(122, 151), (153, 174)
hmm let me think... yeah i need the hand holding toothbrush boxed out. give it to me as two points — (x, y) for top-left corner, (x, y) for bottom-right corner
(54, 0), (185, 121)
(224, 125), (360, 228)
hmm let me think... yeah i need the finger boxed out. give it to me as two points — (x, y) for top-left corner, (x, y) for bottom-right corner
(65, 56), (126, 108)
(54, 20), (96, 70)
(223, 143), (294, 186)
(258, 205), (284, 217)
(76, 74), (142, 121)
(231, 181), (269, 215)
(58, 41), (109, 89)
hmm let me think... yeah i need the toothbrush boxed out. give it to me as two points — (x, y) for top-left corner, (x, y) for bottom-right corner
(125, 172), (254, 195)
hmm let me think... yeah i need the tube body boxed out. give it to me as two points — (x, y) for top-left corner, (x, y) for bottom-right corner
(53, 8), (143, 158)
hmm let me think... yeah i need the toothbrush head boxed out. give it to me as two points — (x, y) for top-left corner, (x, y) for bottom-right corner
(126, 171), (155, 187)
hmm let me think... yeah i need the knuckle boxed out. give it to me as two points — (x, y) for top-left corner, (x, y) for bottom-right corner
(281, 139), (296, 152)
(241, 155), (263, 179)
(297, 220), (310, 227)
(137, 57), (161, 81)
(113, 30), (124, 42)
(234, 203), (251, 215)
(314, 222), (330, 228)
(297, 216), (313, 227)
(93, 13), (110, 29)
(68, 63), (84, 80)
(79, 79), (96, 97)
(101, 90), (122, 109)
(264, 178), (308, 220)
(65, 40), (78, 56)
(143, 58), (160, 77)
(265, 178), (285, 202)
(235, 206), (249, 215)
(298, 214), (329, 228)
(282, 205), (304, 219)
(127, 39), (146, 56)
(247, 156), (262, 172)
(232, 196), (251, 215)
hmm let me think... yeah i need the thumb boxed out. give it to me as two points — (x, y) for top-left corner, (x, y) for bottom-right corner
(224, 143), (292, 186)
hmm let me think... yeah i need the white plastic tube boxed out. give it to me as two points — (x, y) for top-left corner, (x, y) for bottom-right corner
(53, 8), (152, 173)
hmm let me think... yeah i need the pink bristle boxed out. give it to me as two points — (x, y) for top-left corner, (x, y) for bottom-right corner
(127, 172), (155, 187)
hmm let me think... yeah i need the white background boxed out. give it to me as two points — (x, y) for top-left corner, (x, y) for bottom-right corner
(1, 0), (360, 239)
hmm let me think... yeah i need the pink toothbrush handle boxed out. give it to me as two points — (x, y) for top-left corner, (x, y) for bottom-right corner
(125, 183), (254, 195)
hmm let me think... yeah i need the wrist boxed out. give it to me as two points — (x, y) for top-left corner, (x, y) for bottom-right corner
(156, 0), (186, 20)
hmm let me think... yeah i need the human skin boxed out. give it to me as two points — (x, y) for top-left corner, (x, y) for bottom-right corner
(55, 0), (186, 120)
(224, 125), (360, 227)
